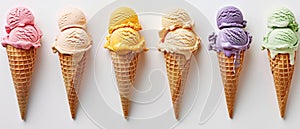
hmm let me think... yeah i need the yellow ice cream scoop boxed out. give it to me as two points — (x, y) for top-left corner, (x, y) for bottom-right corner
(105, 7), (147, 55)
(108, 7), (142, 34)
(105, 27), (146, 55)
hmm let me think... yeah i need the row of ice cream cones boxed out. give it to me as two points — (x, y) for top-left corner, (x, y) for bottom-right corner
(1, 5), (299, 121)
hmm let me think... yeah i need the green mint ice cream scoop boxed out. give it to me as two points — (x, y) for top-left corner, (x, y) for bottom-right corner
(263, 8), (299, 65)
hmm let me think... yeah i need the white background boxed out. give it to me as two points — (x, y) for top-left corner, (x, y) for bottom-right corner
(0, 0), (300, 129)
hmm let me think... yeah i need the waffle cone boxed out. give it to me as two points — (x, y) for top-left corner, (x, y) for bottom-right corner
(6, 45), (37, 120)
(267, 51), (295, 118)
(163, 52), (191, 120)
(110, 51), (138, 119)
(217, 51), (245, 119)
(58, 52), (87, 119)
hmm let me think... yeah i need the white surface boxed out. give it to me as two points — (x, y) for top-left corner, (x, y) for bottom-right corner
(0, 0), (300, 129)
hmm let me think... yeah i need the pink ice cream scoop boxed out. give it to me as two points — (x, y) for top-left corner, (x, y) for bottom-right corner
(5, 7), (35, 33)
(2, 7), (42, 50)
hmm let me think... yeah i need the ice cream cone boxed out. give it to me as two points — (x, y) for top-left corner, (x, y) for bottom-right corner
(6, 45), (36, 120)
(158, 8), (200, 120)
(109, 51), (138, 119)
(267, 50), (295, 118)
(163, 52), (191, 120)
(58, 52), (87, 119)
(217, 51), (245, 118)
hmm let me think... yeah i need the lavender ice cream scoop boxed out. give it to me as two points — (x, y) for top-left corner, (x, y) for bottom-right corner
(216, 6), (247, 29)
(209, 28), (251, 55)
(209, 6), (252, 69)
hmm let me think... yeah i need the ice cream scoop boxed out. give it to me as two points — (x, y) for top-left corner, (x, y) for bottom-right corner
(2, 7), (42, 50)
(53, 28), (91, 56)
(53, 7), (92, 58)
(105, 7), (147, 55)
(53, 7), (91, 64)
(162, 8), (194, 31)
(58, 7), (87, 31)
(2, 25), (41, 49)
(263, 19), (299, 65)
(5, 7), (35, 33)
(104, 27), (145, 55)
(263, 28), (298, 64)
(158, 28), (200, 59)
(209, 6), (251, 69)
(263, 8), (299, 65)
(108, 7), (142, 34)
(216, 6), (246, 29)
(268, 8), (298, 32)
(159, 9), (200, 60)
(210, 28), (251, 57)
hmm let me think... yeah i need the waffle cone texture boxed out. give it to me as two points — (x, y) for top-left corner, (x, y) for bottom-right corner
(163, 52), (191, 120)
(267, 51), (295, 118)
(58, 52), (87, 119)
(109, 51), (138, 119)
(217, 51), (245, 119)
(6, 45), (37, 120)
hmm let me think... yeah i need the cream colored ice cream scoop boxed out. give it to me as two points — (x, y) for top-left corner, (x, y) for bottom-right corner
(162, 8), (194, 30)
(58, 7), (87, 31)
(53, 28), (91, 55)
(158, 9), (200, 60)
(53, 7), (92, 59)
(158, 28), (200, 59)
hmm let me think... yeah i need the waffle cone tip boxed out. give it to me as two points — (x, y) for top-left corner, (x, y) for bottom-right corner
(68, 93), (78, 119)
(124, 114), (128, 119)
(19, 102), (26, 120)
(172, 101), (180, 120)
(227, 103), (234, 119)
(280, 108), (285, 118)
(174, 109), (180, 120)
(20, 111), (26, 120)
(226, 99), (235, 119)
(70, 107), (77, 119)
(228, 110), (233, 119)
(122, 108), (129, 119)
(120, 96), (129, 119)
(17, 95), (28, 121)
